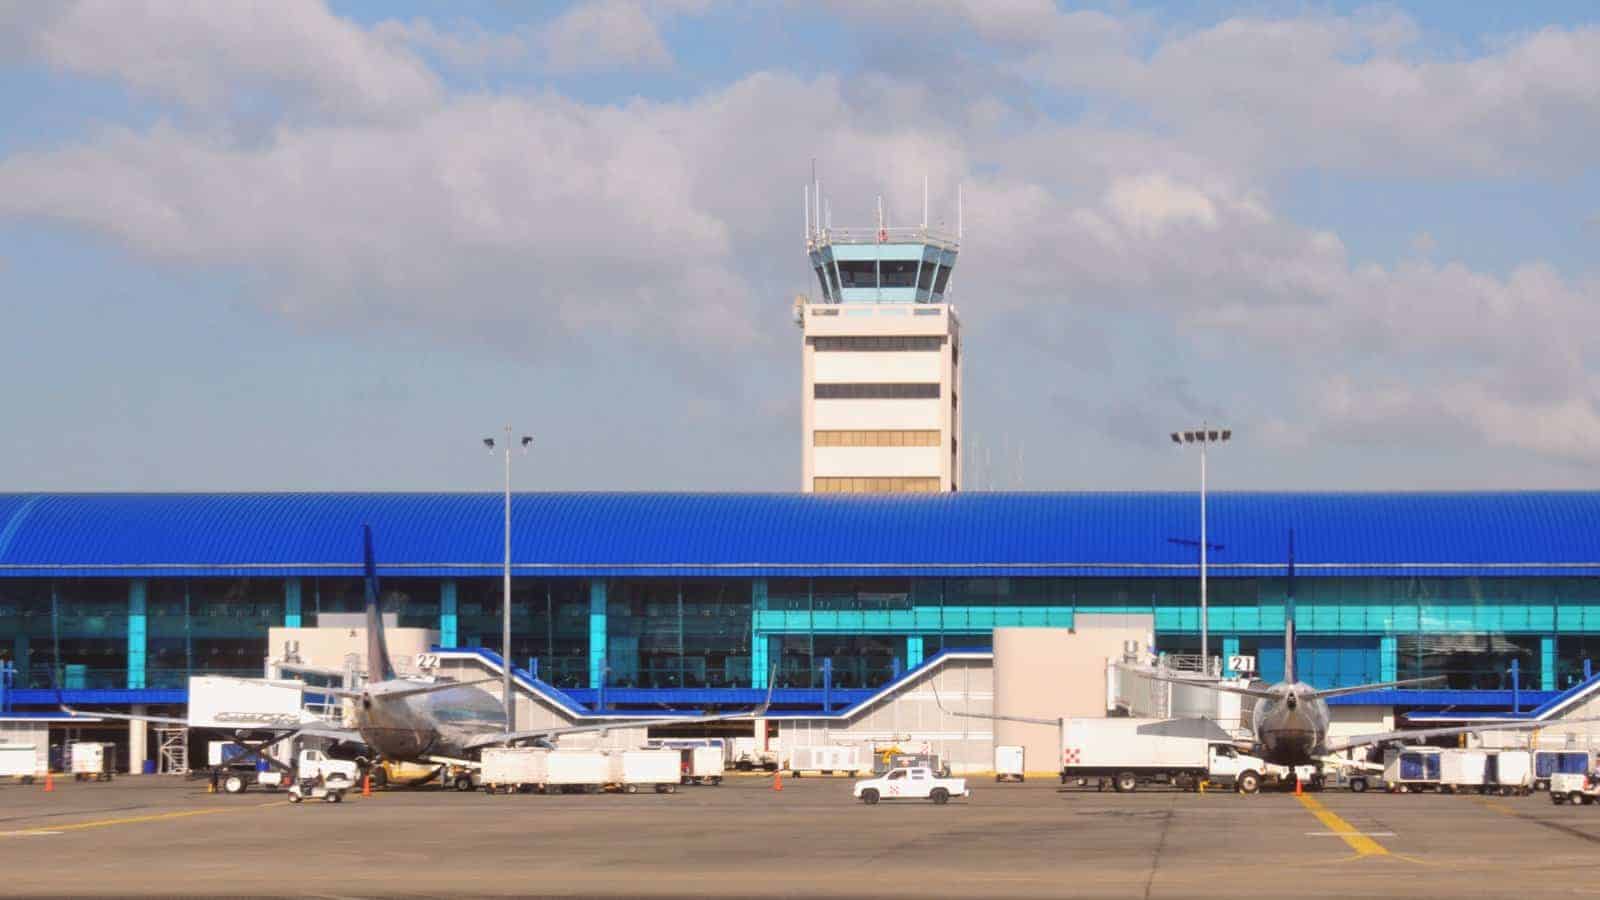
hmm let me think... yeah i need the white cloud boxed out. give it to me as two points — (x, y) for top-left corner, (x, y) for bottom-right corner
(374, 18), (534, 70)
(1045, 15), (1600, 176)
(1104, 173), (1218, 235)
(17, 0), (441, 121)
(3, 2), (1598, 478)
(539, 0), (674, 73)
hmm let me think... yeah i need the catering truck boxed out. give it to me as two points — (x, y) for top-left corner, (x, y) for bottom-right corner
(1059, 717), (1270, 794)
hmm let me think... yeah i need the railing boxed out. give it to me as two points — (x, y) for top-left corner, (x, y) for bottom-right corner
(809, 225), (959, 251)
(1158, 653), (1218, 676)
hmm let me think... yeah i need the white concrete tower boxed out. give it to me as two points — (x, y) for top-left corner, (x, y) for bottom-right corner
(799, 184), (961, 493)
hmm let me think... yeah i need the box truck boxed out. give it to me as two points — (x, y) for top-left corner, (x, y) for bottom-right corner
(1059, 718), (1270, 793)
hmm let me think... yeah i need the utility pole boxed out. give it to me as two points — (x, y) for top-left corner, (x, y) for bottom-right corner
(484, 426), (532, 732)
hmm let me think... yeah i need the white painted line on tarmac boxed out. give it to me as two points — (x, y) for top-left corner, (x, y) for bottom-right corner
(0, 830), (61, 837)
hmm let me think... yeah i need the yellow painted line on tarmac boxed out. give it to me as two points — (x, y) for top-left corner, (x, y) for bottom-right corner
(1295, 793), (1389, 857)
(1473, 797), (1521, 818)
(0, 801), (282, 837)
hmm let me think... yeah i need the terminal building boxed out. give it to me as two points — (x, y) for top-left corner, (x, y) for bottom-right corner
(3, 491), (1600, 699)
(5, 490), (1600, 772)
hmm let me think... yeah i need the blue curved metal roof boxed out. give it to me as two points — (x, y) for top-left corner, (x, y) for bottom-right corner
(0, 491), (1597, 578)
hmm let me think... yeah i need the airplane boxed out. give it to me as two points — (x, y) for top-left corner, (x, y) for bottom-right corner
(65, 525), (772, 782)
(1135, 530), (1578, 768)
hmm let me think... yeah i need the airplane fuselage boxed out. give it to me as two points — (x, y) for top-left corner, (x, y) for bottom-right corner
(354, 682), (506, 762)
(1249, 681), (1332, 766)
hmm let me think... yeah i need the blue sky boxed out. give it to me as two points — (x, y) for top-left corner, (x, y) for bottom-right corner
(0, 1), (1596, 492)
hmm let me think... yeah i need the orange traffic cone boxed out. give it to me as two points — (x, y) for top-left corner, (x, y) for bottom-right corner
(1294, 774), (1303, 797)
(362, 774), (372, 797)
(772, 771), (783, 792)
(43, 772), (54, 793)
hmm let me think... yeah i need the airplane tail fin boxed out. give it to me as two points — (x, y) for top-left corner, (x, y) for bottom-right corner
(1284, 529), (1297, 685)
(363, 524), (396, 683)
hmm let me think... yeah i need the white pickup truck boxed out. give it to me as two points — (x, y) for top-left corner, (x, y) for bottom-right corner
(854, 767), (969, 805)
(1549, 772), (1600, 806)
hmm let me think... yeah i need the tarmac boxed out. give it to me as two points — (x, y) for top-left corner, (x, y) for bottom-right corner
(3, 774), (1600, 898)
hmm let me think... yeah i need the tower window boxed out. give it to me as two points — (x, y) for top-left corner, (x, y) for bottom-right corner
(808, 336), (943, 352)
(932, 265), (952, 294)
(837, 262), (878, 288)
(880, 260), (918, 288)
(815, 430), (940, 447)
(814, 383), (940, 399)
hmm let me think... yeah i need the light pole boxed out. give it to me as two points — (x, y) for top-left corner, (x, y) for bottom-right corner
(484, 426), (532, 733)
(1170, 425), (1230, 674)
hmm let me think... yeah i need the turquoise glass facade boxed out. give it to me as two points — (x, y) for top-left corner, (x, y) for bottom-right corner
(4, 573), (1597, 692)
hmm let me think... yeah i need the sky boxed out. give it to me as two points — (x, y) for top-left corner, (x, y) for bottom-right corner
(0, 1), (1596, 493)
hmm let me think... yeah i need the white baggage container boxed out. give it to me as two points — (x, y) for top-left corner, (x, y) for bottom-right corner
(607, 750), (681, 794)
(1383, 748), (1442, 792)
(0, 744), (41, 781)
(994, 745), (1025, 783)
(646, 739), (726, 784)
(1487, 750), (1533, 795)
(681, 746), (724, 783)
(481, 747), (550, 794)
(70, 742), (115, 781)
(787, 745), (865, 776)
(1439, 749), (1488, 792)
(546, 750), (608, 793)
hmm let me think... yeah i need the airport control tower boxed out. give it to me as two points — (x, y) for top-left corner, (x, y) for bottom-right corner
(798, 184), (961, 493)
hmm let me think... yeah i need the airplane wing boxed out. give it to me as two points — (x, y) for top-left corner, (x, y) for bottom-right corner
(60, 703), (364, 747)
(1308, 677), (1444, 700)
(1323, 717), (1599, 755)
(930, 682), (1059, 726)
(60, 704), (190, 727)
(1121, 667), (1280, 700)
(464, 671), (777, 752)
(366, 677), (499, 701)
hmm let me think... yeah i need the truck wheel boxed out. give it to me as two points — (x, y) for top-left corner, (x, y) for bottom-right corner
(223, 774), (246, 795)
(625, 784), (639, 794)
(931, 788), (950, 805)
(1114, 772), (1138, 793)
(288, 792), (303, 804)
(862, 788), (880, 805)
(454, 775), (474, 792)
(1571, 792), (1585, 806)
(1553, 793), (1565, 805)
(1350, 778), (1367, 793)
(1237, 771), (1261, 795)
